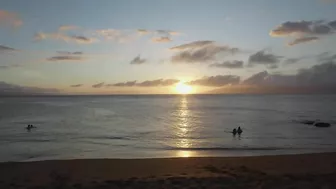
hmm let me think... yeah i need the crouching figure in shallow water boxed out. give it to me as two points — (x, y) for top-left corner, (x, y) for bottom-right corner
(232, 128), (237, 135)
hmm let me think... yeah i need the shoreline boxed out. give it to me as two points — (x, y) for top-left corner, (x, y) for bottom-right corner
(1, 152), (336, 188)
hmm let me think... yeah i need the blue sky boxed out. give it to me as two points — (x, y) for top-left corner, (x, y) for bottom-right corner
(1, 0), (336, 94)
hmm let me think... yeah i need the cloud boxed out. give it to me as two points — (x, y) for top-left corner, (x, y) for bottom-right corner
(243, 61), (336, 88)
(151, 36), (172, 43)
(0, 64), (21, 69)
(284, 58), (302, 64)
(56, 51), (83, 55)
(46, 51), (85, 62)
(329, 20), (336, 29)
(138, 79), (179, 87)
(156, 30), (180, 36)
(318, 52), (336, 63)
(130, 55), (147, 65)
(270, 20), (335, 37)
(34, 32), (97, 44)
(109, 79), (179, 87)
(100, 61), (336, 93)
(270, 20), (336, 46)
(92, 82), (105, 88)
(0, 45), (16, 52)
(137, 29), (180, 37)
(0, 10), (22, 27)
(170, 41), (239, 63)
(296, 61), (336, 86)
(209, 60), (244, 68)
(71, 35), (96, 44)
(248, 50), (282, 69)
(187, 75), (240, 87)
(288, 36), (319, 46)
(111, 81), (137, 87)
(170, 41), (214, 50)
(243, 71), (270, 85)
(209, 61), (336, 94)
(58, 25), (79, 31)
(0, 81), (59, 95)
(95, 29), (133, 43)
(46, 55), (83, 62)
(70, 84), (83, 88)
(137, 29), (149, 35)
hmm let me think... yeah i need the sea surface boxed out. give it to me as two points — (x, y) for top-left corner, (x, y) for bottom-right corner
(1, 94), (336, 162)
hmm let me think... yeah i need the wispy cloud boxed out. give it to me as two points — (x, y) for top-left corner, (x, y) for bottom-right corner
(137, 29), (150, 35)
(110, 76), (240, 87)
(46, 51), (85, 62)
(96, 28), (180, 43)
(111, 81), (137, 87)
(0, 10), (22, 27)
(187, 75), (240, 87)
(138, 79), (179, 87)
(209, 60), (244, 68)
(248, 50), (283, 69)
(109, 79), (179, 87)
(70, 84), (83, 87)
(56, 51), (83, 55)
(95, 29), (134, 43)
(130, 55), (147, 65)
(34, 25), (97, 45)
(151, 36), (172, 43)
(137, 29), (180, 36)
(170, 41), (214, 50)
(288, 36), (319, 46)
(46, 56), (83, 61)
(109, 76), (241, 88)
(92, 82), (105, 88)
(58, 25), (79, 31)
(170, 41), (239, 64)
(0, 45), (16, 52)
(34, 32), (97, 44)
(0, 63), (21, 69)
(156, 30), (180, 36)
(284, 58), (302, 64)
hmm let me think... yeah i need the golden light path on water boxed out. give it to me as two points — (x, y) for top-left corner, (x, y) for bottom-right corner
(174, 96), (196, 158)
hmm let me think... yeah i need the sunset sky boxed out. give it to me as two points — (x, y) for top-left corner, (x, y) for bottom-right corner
(1, 0), (336, 94)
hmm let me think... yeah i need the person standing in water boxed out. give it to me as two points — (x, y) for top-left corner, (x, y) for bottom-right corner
(237, 127), (243, 135)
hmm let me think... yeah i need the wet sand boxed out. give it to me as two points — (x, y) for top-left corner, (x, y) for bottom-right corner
(1, 152), (336, 188)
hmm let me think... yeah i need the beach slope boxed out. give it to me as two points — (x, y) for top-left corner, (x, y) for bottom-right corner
(1, 152), (336, 188)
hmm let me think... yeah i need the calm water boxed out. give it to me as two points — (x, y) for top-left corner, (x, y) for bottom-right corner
(1, 94), (336, 162)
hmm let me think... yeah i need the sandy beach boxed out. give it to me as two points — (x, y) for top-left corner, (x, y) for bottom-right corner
(0, 152), (335, 188)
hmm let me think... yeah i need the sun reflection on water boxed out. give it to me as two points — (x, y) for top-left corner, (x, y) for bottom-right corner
(174, 96), (196, 157)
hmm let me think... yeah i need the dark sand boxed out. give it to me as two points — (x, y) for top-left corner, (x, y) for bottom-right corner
(1, 152), (336, 188)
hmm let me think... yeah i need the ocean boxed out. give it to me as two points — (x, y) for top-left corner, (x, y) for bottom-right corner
(0, 94), (336, 162)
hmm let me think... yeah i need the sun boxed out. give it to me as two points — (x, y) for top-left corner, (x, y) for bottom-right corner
(175, 82), (193, 94)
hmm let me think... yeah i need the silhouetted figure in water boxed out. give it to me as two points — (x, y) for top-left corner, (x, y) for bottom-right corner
(26, 124), (35, 130)
(237, 127), (243, 135)
(232, 128), (237, 135)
